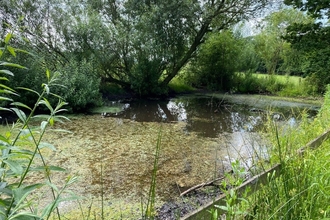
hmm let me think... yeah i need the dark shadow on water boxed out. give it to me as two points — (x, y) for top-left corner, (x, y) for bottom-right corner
(105, 95), (318, 138)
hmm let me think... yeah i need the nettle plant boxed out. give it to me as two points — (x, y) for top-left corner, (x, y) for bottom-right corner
(0, 33), (78, 219)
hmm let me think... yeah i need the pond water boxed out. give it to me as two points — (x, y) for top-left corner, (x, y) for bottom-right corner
(1, 93), (321, 218)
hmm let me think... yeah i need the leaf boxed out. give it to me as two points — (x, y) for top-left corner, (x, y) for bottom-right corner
(10, 102), (32, 111)
(215, 205), (228, 211)
(38, 142), (56, 151)
(0, 89), (17, 96)
(0, 84), (15, 92)
(0, 106), (12, 111)
(40, 121), (48, 132)
(0, 97), (13, 102)
(46, 69), (50, 80)
(38, 99), (53, 112)
(7, 46), (16, 57)
(13, 184), (43, 203)
(4, 33), (12, 44)
(0, 70), (14, 76)
(0, 182), (7, 191)
(0, 135), (10, 144)
(42, 200), (60, 218)
(10, 108), (27, 123)
(42, 83), (49, 94)
(49, 117), (54, 126)
(31, 166), (66, 172)
(0, 62), (27, 69)
(4, 160), (23, 175)
(8, 212), (40, 220)
(16, 87), (40, 96)
(32, 114), (50, 120)
(0, 77), (9, 81)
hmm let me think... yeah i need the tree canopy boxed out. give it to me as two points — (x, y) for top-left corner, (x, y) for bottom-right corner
(284, 0), (330, 93)
(1, 0), (271, 97)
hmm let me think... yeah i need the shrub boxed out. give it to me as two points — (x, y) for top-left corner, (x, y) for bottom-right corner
(54, 58), (102, 112)
(0, 33), (77, 219)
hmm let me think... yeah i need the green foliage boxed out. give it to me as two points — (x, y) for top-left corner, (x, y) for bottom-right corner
(0, 34), (78, 219)
(254, 8), (313, 74)
(3, 0), (269, 96)
(54, 58), (102, 112)
(188, 31), (242, 91)
(283, 1), (330, 94)
(244, 86), (330, 219)
(5, 54), (102, 112)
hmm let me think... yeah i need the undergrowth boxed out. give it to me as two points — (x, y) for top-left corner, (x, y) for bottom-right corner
(243, 86), (330, 219)
(0, 32), (78, 219)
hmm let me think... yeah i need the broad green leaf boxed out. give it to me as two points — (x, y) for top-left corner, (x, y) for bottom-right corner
(13, 184), (43, 203)
(10, 102), (32, 111)
(7, 46), (16, 57)
(0, 62), (27, 69)
(0, 77), (9, 81)
(4, 160), (23, 175)
(0, 70), (14, 76)
(16, 87), (40, 96)
(0, 49), (3, 57)
(10, 108), (27, 123)
(4, 33), (12, 44)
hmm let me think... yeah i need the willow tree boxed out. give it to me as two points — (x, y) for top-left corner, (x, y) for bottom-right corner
(1, 0), (271, 96)
(59, 0), (271, 95)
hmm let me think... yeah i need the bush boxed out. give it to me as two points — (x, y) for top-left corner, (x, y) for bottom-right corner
(188, 31), (241, 91)
(54, 58), (102, 112)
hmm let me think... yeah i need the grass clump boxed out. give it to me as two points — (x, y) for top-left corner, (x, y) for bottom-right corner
(242, 86), (330, 219)
(234, 72), (318, 98)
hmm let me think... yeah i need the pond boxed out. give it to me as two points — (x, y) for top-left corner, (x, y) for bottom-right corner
(0, 93), (321, 218)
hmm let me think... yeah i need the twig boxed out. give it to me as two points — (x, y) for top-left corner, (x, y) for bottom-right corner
(180, 177), (225, 197)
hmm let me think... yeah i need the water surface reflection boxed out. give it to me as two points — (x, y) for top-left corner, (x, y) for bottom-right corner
(107, 95), (316, 138)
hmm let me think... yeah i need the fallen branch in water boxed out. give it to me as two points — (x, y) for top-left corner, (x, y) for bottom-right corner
(180, 177), (225, 197)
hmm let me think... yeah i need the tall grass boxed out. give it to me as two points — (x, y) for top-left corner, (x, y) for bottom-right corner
(233, 72), (317, 97)
(244, 86), (330, 219)
(143, 128), (162, 219)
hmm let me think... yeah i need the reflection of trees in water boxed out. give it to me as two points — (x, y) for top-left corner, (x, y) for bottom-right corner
(115, 97), (266, 137)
